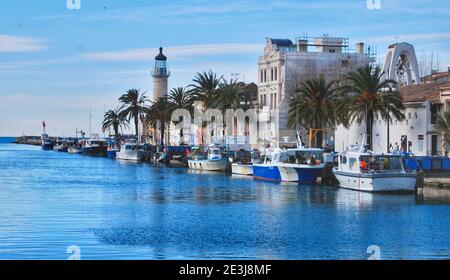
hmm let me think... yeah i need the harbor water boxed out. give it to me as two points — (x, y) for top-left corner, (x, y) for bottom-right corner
(0, 140), (449, 260)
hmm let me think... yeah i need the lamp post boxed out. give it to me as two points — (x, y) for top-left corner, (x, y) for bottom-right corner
(382, 85), (397, 153)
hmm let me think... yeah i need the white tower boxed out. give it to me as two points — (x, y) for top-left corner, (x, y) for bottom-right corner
(151, 47), (170, 102)
(383, 42), (421, 86)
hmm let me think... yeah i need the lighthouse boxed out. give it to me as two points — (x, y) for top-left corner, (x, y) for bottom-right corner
(151, 47), (170, 102)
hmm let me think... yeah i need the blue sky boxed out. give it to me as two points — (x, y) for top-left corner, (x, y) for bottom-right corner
(1, 0), (449, 136)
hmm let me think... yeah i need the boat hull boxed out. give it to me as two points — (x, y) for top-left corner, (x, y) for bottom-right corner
(333, 169), (417, 192)
(41, 144), (54, 151)
(116, 150), (144, 161)
(68, 147), (82, 154)
(81, 146), (107, 157)
(231, 163), (253, 175)
(107, 149), (117, 159)
(188, 159), (228, 171)
(253, 164), (324, 183)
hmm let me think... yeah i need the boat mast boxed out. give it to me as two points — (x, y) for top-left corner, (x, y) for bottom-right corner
(89, 108), (92, 138)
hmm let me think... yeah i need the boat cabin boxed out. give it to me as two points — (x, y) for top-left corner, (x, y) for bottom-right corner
(338, 153), (406, 173)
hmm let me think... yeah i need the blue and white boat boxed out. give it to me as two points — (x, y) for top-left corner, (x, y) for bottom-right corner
(252, 136), (325, 183)
(41, 133), (54, 151)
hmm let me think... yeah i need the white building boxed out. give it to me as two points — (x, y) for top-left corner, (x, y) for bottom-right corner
(335, 42), (450, 157)
(335, 81), (450, 156)
(257, 35), (374, 145)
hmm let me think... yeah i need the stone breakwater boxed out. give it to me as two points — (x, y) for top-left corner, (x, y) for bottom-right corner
(14, 136), (44, 146)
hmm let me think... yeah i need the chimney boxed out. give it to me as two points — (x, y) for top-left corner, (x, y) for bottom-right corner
(356, 42), (364, 54)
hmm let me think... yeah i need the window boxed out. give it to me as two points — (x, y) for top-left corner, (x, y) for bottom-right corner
(341, 60), (349, 67)
(447, 102), (450, 113)
(260, 70), (263, 83)
(408, 113), (411, 119)
(431, 104), (439, 124)
(274, 68), (278, 81)
(414, 112), (418, 119)
(270, 68), (274, 81)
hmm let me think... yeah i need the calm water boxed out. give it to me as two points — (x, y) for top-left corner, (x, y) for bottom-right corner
(0, 141), (449, 260)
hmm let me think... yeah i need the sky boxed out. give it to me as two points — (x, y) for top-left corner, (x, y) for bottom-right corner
(0, 0), (449, 136)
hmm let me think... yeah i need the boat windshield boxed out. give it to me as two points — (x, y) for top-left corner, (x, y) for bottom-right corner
(280, 150), (323, 165)
(359, 155), (405, 172)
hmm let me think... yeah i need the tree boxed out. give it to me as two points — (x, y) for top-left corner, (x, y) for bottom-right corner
(118, 89), (149, 138)
(435, 112), (450, 154)
(288, 78), (337, 147)
(190, 70), (223, 109)
(343, 65), (405, 149)
(168, 87), (194, 141)
(214, 79), (249, 111)
(102, 108), (128, 144)
(145, 97), (173, 146)
(189, 70), (223, 144)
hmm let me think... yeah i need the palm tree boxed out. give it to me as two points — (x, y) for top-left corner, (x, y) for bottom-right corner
(145, 97), (173, 146)
(189, 70), (223, 144)
(435, 112), (450, 154)
(168, 87), (194, 142)
(343, 65), (405, 149)
(190, 70), (223, 108)
(102, 108), (129, 143)
(214, 79), (249, 111)
(168, 87), (194, 113)
(118, 89), (149, 138)
(288, 78), (337, 147)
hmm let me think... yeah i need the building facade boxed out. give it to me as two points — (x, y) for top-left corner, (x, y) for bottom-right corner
(257, 35), (374, 145)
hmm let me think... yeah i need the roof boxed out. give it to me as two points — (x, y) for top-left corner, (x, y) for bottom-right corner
(399, 81), (450, 103)
(155, 47), (167, 61)
(269, 39), (294, 47)
(422, 70), (450, 83)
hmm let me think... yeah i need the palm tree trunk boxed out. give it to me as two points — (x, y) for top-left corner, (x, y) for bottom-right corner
(134, 115), (139, 138)
(160, 121), (165, 147)
(366, 110), (374, 150)
(114, 125), (120, 148)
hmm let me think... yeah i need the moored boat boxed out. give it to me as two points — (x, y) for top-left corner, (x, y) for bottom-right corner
(252, 147), (325, 183)
(333, 143), (417, 193)
(188, 146), (228, 171)
(81, 134), (108, 157)
(231, 149), (259, 176)
(41, 133), (54, 151)
(116, 140), (145, 161)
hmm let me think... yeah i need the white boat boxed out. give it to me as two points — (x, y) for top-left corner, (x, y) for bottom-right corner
(231, 150), (259, 176)
(333, 141), (417, 193)
(68, 145), (82, 154)
(116, 140), (145, 161)
(253, 147), (325, 183)
(188, 146), (228, 171)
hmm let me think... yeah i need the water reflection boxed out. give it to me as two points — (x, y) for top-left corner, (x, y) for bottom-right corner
(1, 143), (450, 259)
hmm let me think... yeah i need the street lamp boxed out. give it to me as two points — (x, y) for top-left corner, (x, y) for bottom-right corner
(382, 85), (397, 153)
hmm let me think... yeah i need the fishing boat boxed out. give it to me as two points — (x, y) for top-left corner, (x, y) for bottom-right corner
(333, 140), (417, 193)
(81, 134), (108, 157)
(253, 147), (325, 183)
(116, 140), (145, 161)
(68, 144), (82, 154)
(230, 149), (260, 176)
(188, 146), (228, 171)
(53, 138), (69, 152)
(41, 133), (54, 151)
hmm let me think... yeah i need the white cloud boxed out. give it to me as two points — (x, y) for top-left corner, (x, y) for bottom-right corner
(0, 34), (48, 53)
(81, 43), (263, 62)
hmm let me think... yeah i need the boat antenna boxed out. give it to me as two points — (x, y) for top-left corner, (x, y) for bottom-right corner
(89, 108), (92, 138)
(296, 131), (304, 148)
